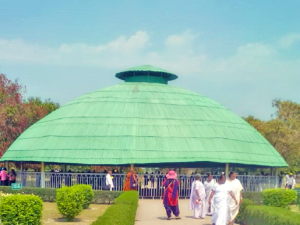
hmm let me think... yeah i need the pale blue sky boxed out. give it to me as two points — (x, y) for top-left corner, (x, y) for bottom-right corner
(1, 1), (300, 120)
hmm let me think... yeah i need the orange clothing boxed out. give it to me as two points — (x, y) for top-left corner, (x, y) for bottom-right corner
(123, 171), (138, 191)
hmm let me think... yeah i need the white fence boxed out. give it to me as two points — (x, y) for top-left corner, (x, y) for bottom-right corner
(16, 172), (279, 198)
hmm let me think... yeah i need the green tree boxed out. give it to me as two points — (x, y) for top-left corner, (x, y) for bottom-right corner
(245, 100), (300, 170)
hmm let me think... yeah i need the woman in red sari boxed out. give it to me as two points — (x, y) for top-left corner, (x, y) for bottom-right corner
(163, 170), (181, 220)
(123, 169), (138, 191)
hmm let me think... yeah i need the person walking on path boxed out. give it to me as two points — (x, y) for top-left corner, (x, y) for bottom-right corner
(208, 174), (238, 225)
(227, 171), (243, 225)
(106, 170), (114, 191)
(163, 170), (181, 220)
(189, 174), (206, 219)
(123, 169), (138, 191)
(204, 173), (216, 216)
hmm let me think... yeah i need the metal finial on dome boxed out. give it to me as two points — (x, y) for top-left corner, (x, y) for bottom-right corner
(115, 65), (178, 84)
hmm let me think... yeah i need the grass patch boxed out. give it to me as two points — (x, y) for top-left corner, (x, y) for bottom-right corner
(92, 191), (139, 225)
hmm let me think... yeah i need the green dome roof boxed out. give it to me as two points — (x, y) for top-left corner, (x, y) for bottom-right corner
(1, 65), (288, 167)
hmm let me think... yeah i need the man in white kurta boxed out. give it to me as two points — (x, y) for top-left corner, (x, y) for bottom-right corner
(227, 172), (243, 225)
(189, 174), (206, 219)
(204, 175), (216, 215)
(106, 170), (114, 191)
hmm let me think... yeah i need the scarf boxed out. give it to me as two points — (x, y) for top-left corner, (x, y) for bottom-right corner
(163, 179), (178, 206)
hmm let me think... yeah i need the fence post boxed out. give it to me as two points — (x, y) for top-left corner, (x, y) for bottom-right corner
(41, 162), (45, 188)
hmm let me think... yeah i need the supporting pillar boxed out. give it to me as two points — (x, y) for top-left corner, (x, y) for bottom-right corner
(21, 162), (23, 171)
(63, 165), (67, 172)
(41, 162), (45, 188)
(5, 161), (9, 170)
(130, 164), (134, 170)
(275, 167), (279, 188)
(225, 163), (229, 178)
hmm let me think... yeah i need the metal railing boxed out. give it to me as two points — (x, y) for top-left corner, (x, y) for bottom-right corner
(16, 172), (279, 198)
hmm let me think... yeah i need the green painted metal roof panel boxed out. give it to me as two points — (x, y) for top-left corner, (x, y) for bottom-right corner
(1, 82), (288, 167)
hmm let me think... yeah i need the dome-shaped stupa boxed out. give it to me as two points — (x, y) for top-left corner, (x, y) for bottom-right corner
(1, 65), (288, 167)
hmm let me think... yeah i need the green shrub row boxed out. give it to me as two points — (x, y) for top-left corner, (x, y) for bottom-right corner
(0, 186), (122, 204)
(244, 205), (300, 225)
(242, 192), (262, 205)
(262, 189), (297, 208)
(92, 191), (139, 225)
(0, 194), (43, 225)
(235, 199), (256, 224)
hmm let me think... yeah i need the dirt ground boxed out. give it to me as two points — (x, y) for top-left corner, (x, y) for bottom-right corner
(43, 202), (109, 225)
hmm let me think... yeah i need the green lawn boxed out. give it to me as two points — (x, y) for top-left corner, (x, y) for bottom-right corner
(43, 202), (109, 225)
(290, 205), (300, 214)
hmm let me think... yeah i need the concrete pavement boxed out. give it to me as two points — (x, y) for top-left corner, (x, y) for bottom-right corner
(135, 199), (238, 225)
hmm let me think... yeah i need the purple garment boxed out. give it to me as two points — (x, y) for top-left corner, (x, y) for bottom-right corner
(165, 205), (180, 218)
(130, 174), (136, 189)
(163, 179), (179, 207)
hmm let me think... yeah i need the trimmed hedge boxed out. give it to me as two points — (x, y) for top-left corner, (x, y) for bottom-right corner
(244, 205), (300, 225)
(243, 192), (262, 205)
(0, 194), (43, 225)
(74, 185), (94, 209)
(262, 189), (297, 208)
(235, 199), (256, 225)
(92, 191), (139, 225)
(0, 186), (122, 204)
(56, 186), (84, 221)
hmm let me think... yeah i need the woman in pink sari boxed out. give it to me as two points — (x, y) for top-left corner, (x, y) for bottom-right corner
(163, 170), (181, 220)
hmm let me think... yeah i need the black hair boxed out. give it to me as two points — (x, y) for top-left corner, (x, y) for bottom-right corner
(229, 171), (237, 178)
(207, 173), (212, 177)
(11, 169), (17, 176)
(219, 174), (226, 180)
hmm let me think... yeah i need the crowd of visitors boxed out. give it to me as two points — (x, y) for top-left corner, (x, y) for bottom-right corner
(132, 170), (244, 224)
(0, 167), (17, 186)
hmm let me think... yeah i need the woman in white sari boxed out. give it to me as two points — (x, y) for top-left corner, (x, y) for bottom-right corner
(208, 174), (237, 225)
(204, 173), (216, 215)
(227, 171), (243, 225)
(189, 174), (206, 219)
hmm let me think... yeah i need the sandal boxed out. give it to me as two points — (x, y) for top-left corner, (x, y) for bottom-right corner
(175, 216), (181, 220)
(167, 217), (171, 220)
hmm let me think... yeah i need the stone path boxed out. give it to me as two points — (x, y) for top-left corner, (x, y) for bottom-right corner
(135, 199), (237, 225)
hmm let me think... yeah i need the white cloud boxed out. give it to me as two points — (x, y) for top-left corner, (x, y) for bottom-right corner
(0, 30), (299, 83)
(279, 33), (300, 48)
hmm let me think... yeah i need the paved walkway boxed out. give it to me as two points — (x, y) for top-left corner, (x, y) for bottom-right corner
(135, 199), (238, 225)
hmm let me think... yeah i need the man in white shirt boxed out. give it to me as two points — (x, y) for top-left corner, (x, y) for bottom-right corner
(106, 170), (114, 191)
(286, 173), (295, 189)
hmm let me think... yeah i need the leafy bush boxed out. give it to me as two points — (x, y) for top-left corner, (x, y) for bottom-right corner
(262, 189), (297, 208)
(56, 186), (84, 221)
(243, 191), (262, 205)
(92, 191), (139, 225)
(75, 184), (94, 209)
(244, 205), (300, 225)
(0, 186), (122, 204)
(0, 194), (43, 225)
(0, 186), (56, 202)
(235, 199), (256, 225)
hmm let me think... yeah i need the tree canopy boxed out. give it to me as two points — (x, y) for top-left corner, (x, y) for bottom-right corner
(245, 100), (300, 171)
(0, 74), (59, 157)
